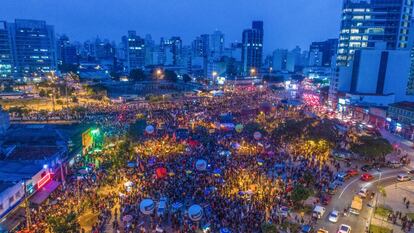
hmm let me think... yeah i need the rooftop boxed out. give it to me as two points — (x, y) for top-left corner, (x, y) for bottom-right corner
(0, 160), (44, 182)
(0, 181), (17, 194)
(390, 102), (414, 112)
(3, 145), (63, 161)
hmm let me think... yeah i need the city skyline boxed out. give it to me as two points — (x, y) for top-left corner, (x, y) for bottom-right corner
(0, 0), (342, 52)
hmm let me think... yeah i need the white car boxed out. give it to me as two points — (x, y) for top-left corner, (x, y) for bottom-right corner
(328, 210), (339, 223)
(358, 187), (368, 198)
(397, 174), (411, 182)
(338, 224), (351, 233)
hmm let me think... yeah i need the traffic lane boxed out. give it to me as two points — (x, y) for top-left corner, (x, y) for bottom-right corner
(316, 169), (405, 232)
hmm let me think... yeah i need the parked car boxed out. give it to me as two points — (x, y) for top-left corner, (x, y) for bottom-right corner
(388, 160), (403, 168)
(338, 224), (352, 233)
(301, 225), (313, 233)
(358, 187), (368, 198)
(320, 193), (332, 205)
(328, 182), (338, 195)
(397, 173), (411, 182)
(361, 165), (372, 172)
(347, 169), (359, 177)
(360, 173), (374, 181)
(328, 210), (339, 223)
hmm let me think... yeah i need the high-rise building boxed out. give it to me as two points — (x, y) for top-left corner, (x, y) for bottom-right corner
(126, 31), (145, 71)
(272, 49), (288, 72)
(241, 21), (264, 75)
(330, 0), (414, 106)
(337, 0), (413, 67)
(8, 19), (57, 78)
(210, 30), (224, 59)
(309, 39), (338, 67)
(0, 21), (13, 79)
(57, 35), (78, 66)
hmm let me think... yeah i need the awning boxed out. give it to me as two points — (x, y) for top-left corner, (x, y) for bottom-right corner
(30, 180), (61, 205)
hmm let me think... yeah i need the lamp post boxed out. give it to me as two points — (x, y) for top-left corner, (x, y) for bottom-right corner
(212, 71), (218, 86)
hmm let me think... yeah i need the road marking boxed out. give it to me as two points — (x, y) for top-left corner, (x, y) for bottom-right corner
(338, 170), (399, 199)
(338, 177), (359, 199)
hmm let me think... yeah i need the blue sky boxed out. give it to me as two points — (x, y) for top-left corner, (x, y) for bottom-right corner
(1, 0), (342, 53)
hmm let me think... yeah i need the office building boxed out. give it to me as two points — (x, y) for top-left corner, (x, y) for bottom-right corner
(241, 21), (264, 75)
(272, 49), (288, 72)
(331, 0), (413, 106)
(8, 19), (57, 78)
(210, 30), (224, 59)
(126, 31), (146, 71)
(0, 22), (13, 79)
(338, 45), (413, 106)
(337, 0), (413, 67)
(56, 35), (78, 66)
(309, 39), (338, 67)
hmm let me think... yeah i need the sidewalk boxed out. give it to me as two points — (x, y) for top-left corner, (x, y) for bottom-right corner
(372, 182), (414, 233)
(380, 129), (414, 169)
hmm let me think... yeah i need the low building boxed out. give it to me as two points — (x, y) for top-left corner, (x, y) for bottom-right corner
(387, 102), (414, 139)
(0, 106), (9, 135)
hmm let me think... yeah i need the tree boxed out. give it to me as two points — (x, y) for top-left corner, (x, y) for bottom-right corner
(47, 211), (79, 233)
(350, 136), (392, 160)
(244, 122), (264, 136)
(128, 119), (147, 141)
(39, 89), (47, 97)
(291, 184), (312, 207)
(182, 74), (192, 83)
(129, 69), (146, 82)
(261, 222), (278, 233)
(164, 70), (178, 82)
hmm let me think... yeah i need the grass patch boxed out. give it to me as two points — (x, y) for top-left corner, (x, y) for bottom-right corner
(407, 213), (414, 221)
(375, 205), (393, 218)
(369, 224), (392, 233)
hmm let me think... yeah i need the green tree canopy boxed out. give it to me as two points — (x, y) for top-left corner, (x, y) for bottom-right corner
(128, 119), (147, 141)
(164, 70), (178, 82)
(350, 136), (392, 160)
(291, 184), (313, 207)
(129, 69), (146, 82)
(47, 211), (79, 233)
(182, 74), (192, 83)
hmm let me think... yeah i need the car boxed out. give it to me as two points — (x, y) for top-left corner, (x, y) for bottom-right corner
(336, 172), (348, 182)
(317, 229), (328, 233)
(361, 164), (372, 172)
(328, 210), (339, 223)
(347, 169), (359, 177)
(358, 187), (368, 198)
(301, 225), (313, 233)
(320, 194), (332, 205)
(408, 169), (414, 174)
(337, 224), (351, 233)
(328, 182), (338, 195)
(388, 160), (403, 168)
(397, 173), (411, 182)
(279, 206), (290, 217)
(360, 173), (374, 181)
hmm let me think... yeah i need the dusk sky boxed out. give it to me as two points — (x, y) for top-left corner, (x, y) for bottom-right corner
(1, 0), (342, 53)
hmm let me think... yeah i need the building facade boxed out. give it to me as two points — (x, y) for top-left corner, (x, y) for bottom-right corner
(337, 0), (413, 67)
(8, 19), (57, 79)
(241, 21), (264, 76)
(0, 22), (13, 79)
(126, 31), (146, 71)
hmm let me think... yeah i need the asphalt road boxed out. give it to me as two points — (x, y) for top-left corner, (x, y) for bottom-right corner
(315, 167), (410, 233)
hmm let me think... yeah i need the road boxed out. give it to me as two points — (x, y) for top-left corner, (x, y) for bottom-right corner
(316, 167), (410, 232)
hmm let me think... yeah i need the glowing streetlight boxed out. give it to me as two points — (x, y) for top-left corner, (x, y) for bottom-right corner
(250, 68), (257, 77)
(212, 71), (218, 85)
(155, 68), (163, 79)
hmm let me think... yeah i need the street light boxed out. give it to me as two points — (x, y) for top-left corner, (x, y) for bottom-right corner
(212, 71), (218, 85)
(156, 68), (163, 79)
(250, 68), (257, 77)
